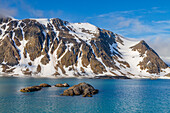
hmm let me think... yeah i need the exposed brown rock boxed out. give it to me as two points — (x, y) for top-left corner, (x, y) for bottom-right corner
(55, 83), (70, 87)
(2, 64), (15, 73)
(81, 43), (93, 67)
(14, 28), (23, 41)
(23, 48), (27, 58)
(61, 82), (98, 97)
(165, 73), (170, 77)
(115, 34), (124, 45)
(41, 54), (50, 65)
(61, 50), (77, 67)
(90, 57), (106, 74)
(117, 60), (130, 68)
(57, 41), (66, 59)
(20, 86), (42, 92)
(58, 31), (74, 38)
(39, 83), (51, 87)
(21, 19), (45, 61)
(0, 36), (20, 66)
(20, 83), (51, 92)
(7, 20), (18, 31)
(28, 62), (32, 66)
(37, 65), (41, 73)
(51, 18), (69, 31)
(0, 17), (12, 24)
(22, 68), (32, 75)
(25, 35), (44, 61)
(56, 63), (66, 74)
(80, 67), (85, 73)
(1, 25), (6, 30)
(42, 34), (50, 55)
(14, 37), (21, 46)
(2, 64), (9, 72)
(50, 38), (59, 54)
(110, 71), (120, 76)
(126, 72), (135, 76)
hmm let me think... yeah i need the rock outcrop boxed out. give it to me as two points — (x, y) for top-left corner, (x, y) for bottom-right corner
(55, 83), (70, 87)
(20, 86), (42, 92)
(20, 83), (51, 92)
(61, 83), (99, 97)
(39, 83), (51, 87)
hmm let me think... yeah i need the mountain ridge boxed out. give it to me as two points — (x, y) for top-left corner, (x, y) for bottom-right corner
(0, 17), (169, 78)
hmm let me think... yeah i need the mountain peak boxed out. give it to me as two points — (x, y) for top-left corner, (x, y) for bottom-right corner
(131, 39), (168, 74)
(0, 17), (169, 78)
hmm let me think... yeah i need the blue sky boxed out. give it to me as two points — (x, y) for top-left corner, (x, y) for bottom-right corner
(0, 0), (170, 64)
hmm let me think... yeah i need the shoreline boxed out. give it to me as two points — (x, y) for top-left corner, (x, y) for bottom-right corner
(0, 74), (170, 79)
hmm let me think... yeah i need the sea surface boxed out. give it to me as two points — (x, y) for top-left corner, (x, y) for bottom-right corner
(0, 77), (169, 113)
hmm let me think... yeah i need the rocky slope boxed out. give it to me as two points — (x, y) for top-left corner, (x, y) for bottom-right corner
(0, 17), (169, 78)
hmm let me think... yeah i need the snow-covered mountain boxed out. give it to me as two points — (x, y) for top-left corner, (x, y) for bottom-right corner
(0, 17), (170, 78)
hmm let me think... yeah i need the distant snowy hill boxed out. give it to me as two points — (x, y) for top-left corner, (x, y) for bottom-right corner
(0, 17), (170, 78)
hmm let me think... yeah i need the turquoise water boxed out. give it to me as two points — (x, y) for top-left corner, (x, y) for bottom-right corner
(0, 77), (169, 113)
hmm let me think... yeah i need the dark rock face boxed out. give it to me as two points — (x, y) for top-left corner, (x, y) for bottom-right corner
(2, 64), (15, 73)
(55, 83), (70, 87)
(20, 86), (42, 92)
(37, 65), (41, 73)
(61, 83), (99, 97)
(131, 40), (168, 74)
(0, 17), (12, 24)
(0, 36), (20, 66)
(90, 57), (106, 74)
(41, 55), (50, 65)
(52, 18), (69, 31)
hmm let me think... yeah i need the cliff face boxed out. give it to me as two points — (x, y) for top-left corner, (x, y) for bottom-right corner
(0, 17), (169, 77)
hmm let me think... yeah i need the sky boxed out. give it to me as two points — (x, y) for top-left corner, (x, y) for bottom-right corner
(0, 0), (170, 64)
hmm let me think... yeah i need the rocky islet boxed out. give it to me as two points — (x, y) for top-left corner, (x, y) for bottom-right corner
(61, 82), (99, 97)
(20, 82), (98, 97)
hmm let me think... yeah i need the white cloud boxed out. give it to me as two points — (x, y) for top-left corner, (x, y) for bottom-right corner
(0, 8), (17, 17)
(0, 0), (18, 17)
(144, 36), (170, 65)
(0, 0), (65, 18)
(154, 20), (170, 24)
(85, 8), (170, 65)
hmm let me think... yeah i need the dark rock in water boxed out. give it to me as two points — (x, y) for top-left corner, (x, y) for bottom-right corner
(94, 76), (131, 79)
(39, 83), (51, 87)
(61, 82), (99, 97)
(55, 83), (70, 87)
(20, 86), (42, 92)
(20, 83), (51, 92)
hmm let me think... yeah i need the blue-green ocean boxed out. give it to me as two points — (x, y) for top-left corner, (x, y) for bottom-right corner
(0, 77), (169, 113)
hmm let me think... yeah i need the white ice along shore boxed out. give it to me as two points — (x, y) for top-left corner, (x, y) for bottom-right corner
(0, 17), (170, 79)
